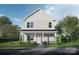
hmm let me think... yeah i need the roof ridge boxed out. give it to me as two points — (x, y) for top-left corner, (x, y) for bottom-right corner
(24, 8), (42, 21)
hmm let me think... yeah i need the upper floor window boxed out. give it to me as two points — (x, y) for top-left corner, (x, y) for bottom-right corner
(27, 22), (33, 28)
(49, 22), (52, 28)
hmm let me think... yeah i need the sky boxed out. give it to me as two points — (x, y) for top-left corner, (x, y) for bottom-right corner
(0, 4), (79, 29)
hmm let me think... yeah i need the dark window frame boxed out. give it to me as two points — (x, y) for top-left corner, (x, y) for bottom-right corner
(27, 22), (33, 28)
(49, 22), (52, 28)
(27, 35), (34, 41)
(27, 22), (30, 28)
(31, 22), (33, 28)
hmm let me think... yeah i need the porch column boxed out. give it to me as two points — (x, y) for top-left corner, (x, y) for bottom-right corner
(41, 33), (44, 43)
(22, 34), (24, 42)
(34, 33), (36, 41)
(54, 32), (57, 42)
(48, 36), (49, 43)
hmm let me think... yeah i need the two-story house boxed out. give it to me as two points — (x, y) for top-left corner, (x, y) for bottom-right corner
(20, 9), (58, 44)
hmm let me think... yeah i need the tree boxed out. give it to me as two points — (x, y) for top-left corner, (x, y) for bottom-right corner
(55, 22), (63, 42)
(0, 16), (12, 37)
(0, 16), (20, 40)
(61, 16), (79, 35)
(0, 16), (12, 25)
(55, 22), (63, 35)
(56, 15), (79, 41)
(2, 24), (19, 39)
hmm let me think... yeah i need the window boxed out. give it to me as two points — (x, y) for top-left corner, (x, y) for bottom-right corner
(27, 35), (30, 41)
(49, 22), (52, 28)
(27, 35), (34, 41)
(31, 22), (33, 28)
(27, 22), (33, 28)
(27, 22), (30, 28)
(44, 34), (54, 37)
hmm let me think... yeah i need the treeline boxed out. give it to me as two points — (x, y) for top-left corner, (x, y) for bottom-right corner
(56, 15), (79, 42)
(0, 16), (20, 41)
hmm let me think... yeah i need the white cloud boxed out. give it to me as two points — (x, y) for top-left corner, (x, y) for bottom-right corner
(44, 5), (55, 16)
(43, 5), (79, 21)
(14, 18), (22, 21)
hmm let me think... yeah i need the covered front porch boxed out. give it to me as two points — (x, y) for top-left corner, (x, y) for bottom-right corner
(20, 29), (57, 44)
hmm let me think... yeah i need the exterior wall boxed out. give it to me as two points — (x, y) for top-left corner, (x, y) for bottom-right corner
(23, 35), (27, 41)
(42, 37), (48, 42)
(20, 31), (27, 42)
(36, 37), (42, 44)
(49, 37), (55, 42)
(24, 9), (56, 30)
(33, 37), (37, 42)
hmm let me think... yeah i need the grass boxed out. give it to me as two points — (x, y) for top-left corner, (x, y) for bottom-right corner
(0, 41), (20, 47)
(45, 39), (79, 48)
(44, 43), (62, 48)
(59, 39), (79, 48)
(0, 39), (79, 48)
(0, 41), (37, 48)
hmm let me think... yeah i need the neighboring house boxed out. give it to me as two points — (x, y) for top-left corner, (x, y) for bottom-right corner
(20, 9), (58, 44)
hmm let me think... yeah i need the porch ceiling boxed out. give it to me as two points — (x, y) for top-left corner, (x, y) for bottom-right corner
(21, 29), (56, 31)
(21, 29), (57, 33)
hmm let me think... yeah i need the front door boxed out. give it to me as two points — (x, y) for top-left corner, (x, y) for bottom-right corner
(36, 34), (42, 44)
(37, 37), (41, 44)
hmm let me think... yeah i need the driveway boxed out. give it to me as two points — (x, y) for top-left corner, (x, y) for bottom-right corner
(0, 47), (79, 55)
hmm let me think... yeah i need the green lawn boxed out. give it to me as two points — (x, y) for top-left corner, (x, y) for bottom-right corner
(59, 39), (79, 48)
(0, 41), (20, 47)
(0, 39), (79, 48)
(0, 41), (37, 47)
(45, 39), (79, 48)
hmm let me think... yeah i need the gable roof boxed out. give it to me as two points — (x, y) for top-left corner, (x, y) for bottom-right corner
(24, 8), (57, 21)
(24, 8), (41, 21)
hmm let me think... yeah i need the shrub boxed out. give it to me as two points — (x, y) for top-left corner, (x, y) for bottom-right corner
(19, 39), (23, 46)
(43, 41), (48, 45)
(61, 35), (67, 42)
(30, 42), (37, 47)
